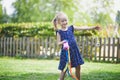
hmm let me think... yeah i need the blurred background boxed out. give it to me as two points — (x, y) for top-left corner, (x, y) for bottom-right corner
(0, 0), (120, 37)
(0, 0), (120, 64)
(0, 0), (120, 25)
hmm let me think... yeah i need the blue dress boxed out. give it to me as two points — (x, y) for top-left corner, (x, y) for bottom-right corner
(57, 25), (84, 71)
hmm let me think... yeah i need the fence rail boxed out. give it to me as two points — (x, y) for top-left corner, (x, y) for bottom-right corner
(0, 37), (120, 62)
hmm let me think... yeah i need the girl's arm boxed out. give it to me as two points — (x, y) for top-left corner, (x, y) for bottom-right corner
(56, 32), (66, 46)
(74, 25), (100, 31)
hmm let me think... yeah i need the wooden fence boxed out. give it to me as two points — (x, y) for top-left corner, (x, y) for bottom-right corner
(0, 36), (120, 62)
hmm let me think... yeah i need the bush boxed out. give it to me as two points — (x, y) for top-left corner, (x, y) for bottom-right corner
(0, 22), (99, 37)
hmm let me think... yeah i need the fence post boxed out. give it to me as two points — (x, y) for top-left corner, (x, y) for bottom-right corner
(94, 37), (98, 61)
(117, 38), (120, 62)
(108, 37), (110, 62)
(0, 37), (120, 62)
(81, 36), (85, 57)
(90, 37), (93, 60)
(86, 36), (89, 59)
(103, 38), (106, 61)
(9, 37), (12, 57)
(0, 38), (3, 56)
(112, 37), (115, 62)
(99, 38), (102, 61)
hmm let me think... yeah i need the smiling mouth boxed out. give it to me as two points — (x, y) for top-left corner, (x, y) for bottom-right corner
(63, 24), (67, 26)
(64, 23), (67, 25)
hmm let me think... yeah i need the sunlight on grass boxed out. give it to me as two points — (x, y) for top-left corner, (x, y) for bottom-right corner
(0, 57), (120, 80)
(0, 57), (59, 73)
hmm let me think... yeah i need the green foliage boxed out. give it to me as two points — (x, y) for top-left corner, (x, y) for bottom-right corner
(93, 13), (113, 26)
(12, 0), (41, 22)
(0, 22), (99, 37)
(0, 4), (2, 22)
(89, 0), (114, 26)
(75, 29), (98, 36)
(0, 0), (115, 27)
(116, 10), (120, 26)
(0, 3), (10, 23)
(12, 0), (78, 22)
(74, 12), (93, 24)
(0, 22), (54, 37)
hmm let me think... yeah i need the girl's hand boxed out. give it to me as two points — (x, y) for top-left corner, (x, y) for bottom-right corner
(62, 40), (67, 44)
(63, 41), (69, 50)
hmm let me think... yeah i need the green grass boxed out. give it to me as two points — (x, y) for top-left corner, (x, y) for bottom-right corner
(0, 57), (120, 80)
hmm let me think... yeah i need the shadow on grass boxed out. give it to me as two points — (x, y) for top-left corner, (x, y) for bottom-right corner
(0, 71), (120, 80)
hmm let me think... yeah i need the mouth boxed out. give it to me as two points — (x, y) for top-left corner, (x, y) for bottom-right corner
(61, 22), (67, 27)
(63, 23), (67, 25)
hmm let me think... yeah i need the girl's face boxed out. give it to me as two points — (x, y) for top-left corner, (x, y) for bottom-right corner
(58, 15), (68, 28)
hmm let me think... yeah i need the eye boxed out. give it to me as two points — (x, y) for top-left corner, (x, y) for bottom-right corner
(62, 19), (67, 22)
(61, 20), (64, 22)
(64, 19), (67, 21)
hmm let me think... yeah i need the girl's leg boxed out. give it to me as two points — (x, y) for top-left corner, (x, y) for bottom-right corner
(75, 65), (81, 80)
(59, 71), (66, 80)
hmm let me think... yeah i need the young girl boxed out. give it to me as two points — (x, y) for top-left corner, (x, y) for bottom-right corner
(52, 12), (100, 80)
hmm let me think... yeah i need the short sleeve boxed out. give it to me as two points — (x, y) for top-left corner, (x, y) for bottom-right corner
(55, 30), (60, 36)
(70, 25), (74, 33)
(55, 30), (58, 35)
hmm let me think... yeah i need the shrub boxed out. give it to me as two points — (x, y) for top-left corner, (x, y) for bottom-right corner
(0, 22), (99, 37)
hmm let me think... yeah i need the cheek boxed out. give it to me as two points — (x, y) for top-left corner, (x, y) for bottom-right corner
(58, 20), (61, 24)
(66, 20), (68, 23)
(66, 21), (68, 24)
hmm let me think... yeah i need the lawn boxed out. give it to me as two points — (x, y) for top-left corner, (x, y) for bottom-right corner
(0, 57), (120, 80)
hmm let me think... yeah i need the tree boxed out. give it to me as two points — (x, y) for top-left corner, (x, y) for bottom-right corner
(116, 10), (120, 26)
(12, 0), (78, 22)
(90, 0), (114, 26)
(0, 0), (10, 23)
(12, 0), (41, 22)
(114, 10), (120, 37)
(0, 3), (2, 23)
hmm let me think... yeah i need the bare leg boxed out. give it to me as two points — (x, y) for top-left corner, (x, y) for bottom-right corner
(59, 71), (66, 80)
(75, 65), (81, 80)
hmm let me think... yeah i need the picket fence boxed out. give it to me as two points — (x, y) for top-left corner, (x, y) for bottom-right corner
(0, 36), (120, 62)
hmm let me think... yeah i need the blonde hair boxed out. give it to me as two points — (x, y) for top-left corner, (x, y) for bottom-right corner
(52, 12), (68, 30)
